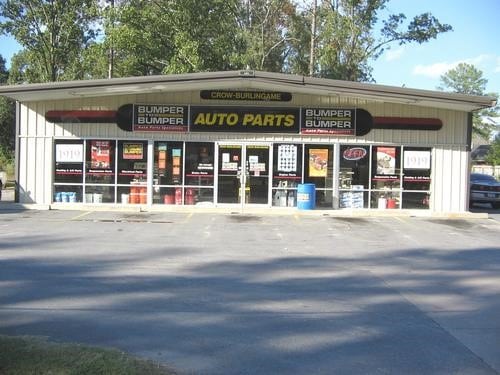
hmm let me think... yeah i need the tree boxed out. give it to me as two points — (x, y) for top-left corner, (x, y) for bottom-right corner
(438, 62), (487, 95)
(238, 0), (299, 72)
(438, 63), (498, 138)
(485, 135), (500, 166)
(313, 0), (452, 81)
(97, 0), (243, 77)
(0, 55), (8, 83)
(0, 0), (99, 82)
(0, 55), (15, 166)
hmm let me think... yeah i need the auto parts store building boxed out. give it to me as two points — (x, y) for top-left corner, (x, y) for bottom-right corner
(0, 70), (495, 213)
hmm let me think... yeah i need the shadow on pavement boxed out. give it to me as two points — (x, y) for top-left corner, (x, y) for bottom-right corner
(1, 221), (499, 374)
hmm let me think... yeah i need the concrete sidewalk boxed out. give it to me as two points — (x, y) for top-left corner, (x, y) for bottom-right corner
(0, 211), (499, 374)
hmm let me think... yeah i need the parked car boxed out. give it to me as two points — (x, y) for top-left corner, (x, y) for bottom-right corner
(470, 173), (500, 209)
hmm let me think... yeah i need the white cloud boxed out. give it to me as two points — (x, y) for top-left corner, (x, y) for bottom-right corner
(495, 57), (500, 73)
(412, 62), (458, 78)
(385, 47), (405, 62)
(465, 54), (492, 66)
(412, 55), (496, 78)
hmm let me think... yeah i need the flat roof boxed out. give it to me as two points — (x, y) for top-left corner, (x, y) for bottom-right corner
(0, 70), (496, 112)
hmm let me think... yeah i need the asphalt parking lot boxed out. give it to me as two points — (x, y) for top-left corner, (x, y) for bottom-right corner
(1, 208), (500, 374)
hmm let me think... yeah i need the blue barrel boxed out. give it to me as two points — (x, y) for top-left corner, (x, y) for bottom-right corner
(297, 183), (316, 210)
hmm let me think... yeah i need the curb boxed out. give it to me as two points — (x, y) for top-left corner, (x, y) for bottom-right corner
(0, 201), (489, 219)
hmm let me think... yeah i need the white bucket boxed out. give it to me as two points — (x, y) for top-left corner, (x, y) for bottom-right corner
(121, 194), (129, 204)
(93, 193), (103, 204)
(378, 197), (387, 209)
(280, 194), (287, 207)
(85, 193), (93, 203)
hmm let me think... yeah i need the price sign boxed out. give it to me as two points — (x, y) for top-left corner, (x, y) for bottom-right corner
(56, 143), (83, 163)
(404, 150), (430, 169)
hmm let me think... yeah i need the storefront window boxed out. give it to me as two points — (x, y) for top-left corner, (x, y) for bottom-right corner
(304, 145), (333, 207)
(272, 143), (302, 207)
(85, 140), (115, 184)
(54, 185), (83, 203)
(52, 137), (432, 210)
(402, 147), (431, 209)
(339, 145), (369, 208)
(152, 141), (214, 205)
(185, 142), (214, 205)
(371, 146), (401, 209)
(154, 141), (183, 185)
(85, 185), (115, 203)
(53, 140), (84, 203)
(54, 140), (84, 184)
(115, 141), (148, 204)
(117, 141), (148, 184)
(185, 142), (214, 187)
(153, 141), (183, 204)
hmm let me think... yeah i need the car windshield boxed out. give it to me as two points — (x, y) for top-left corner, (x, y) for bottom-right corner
(471, 174), (498, 183)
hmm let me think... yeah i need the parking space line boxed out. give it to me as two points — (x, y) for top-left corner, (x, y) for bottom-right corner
(70, 211), (92, 221)
(393, 216), (407, 223)
(181, 212), (193, 224)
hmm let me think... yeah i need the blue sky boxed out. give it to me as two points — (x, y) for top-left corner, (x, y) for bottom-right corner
(371, 0), (500, 95)
(1, 0), (499, 96)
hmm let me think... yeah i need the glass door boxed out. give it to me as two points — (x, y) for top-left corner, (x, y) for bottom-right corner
(218, 144), (242, 204)
(217, 144), (270, 205)
(246, 145), (269, 204)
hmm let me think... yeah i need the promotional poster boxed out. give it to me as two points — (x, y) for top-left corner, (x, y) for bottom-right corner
(309, 149), (329, 177)
(376, 147), (396, 175)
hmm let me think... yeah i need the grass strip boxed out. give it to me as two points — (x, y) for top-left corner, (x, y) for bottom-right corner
(0, 335), (176, 375)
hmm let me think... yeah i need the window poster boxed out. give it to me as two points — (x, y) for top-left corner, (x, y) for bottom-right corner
(222, 155), (238, 171)
(54, 142), (84, 183)
(158, 144), (167, 170)
(277, 144), (297, 172)
(56, 143), (83, 163)
(309, 148), (328, 177)
(220, 146), (241, 172)
(90, 140), (111, 168)
(376, 147), (396, 175)
(172, 148), (181, 177)
(404, 150), (431, 170)
(249, 155), (266, 172)
(123, 143), (144, 160)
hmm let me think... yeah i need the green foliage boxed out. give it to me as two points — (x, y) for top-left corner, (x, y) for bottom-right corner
(0, 335), (176, 374)
(0, 96), (15, 150)
(0, 0), (99, 82)
(101, 0), (243, 77)
(0, 145), (15, 181)
(238, 0), (298, 72)
(438, 63), (498, 137)
(315, 0), (452, 81)
(0, 55), (8, 82)
(485, 136), (500, 166)
(1, 0), (454, 82)
(0, 89), (15, 174)
(439, 63), (488, 95)
(0, 53), (15, 169)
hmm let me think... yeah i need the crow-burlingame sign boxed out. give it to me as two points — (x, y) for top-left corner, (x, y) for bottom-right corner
(200, 90), (292, 102)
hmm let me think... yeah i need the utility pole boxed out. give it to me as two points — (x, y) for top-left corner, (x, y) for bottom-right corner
(108, 0), (115, 79)
(308, 0), (317, 76)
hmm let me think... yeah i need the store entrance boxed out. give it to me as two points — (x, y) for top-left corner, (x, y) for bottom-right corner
(217, 144), (270, 205)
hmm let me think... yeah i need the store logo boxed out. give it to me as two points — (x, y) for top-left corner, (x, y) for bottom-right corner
(343, 147), (367, 160)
